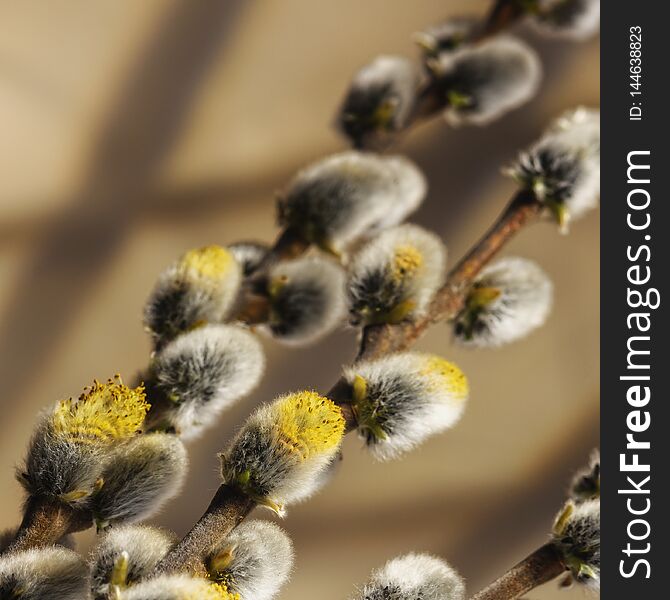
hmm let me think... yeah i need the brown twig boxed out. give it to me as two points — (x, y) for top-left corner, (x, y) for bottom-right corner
(6, 497), (90, 554)
(469, 543), (567, 600)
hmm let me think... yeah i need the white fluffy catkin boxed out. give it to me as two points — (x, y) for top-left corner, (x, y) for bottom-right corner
(552, 499), (600, 590)
(414, 18), (478, 58)
(533, 0), (600, 40)
(453, 257), (553, 348)
(208, 520), (294, 600)
(570, 449), (600, 502)
(148, 324), (265, 438)
(344, 352), (468, 461)
(144, 245), (242, 349)
(435, 36), (541, 126)
(337, 56), (421, 148)
(277, 151), (426, 254)
(507, 107), (600, 230)
(119, 575), (236, 599)
(264, 256), (346, 345)
(90, 525), (175, 600)
(90, 433), (188, 528)
(348, 224), (447, 325)
(229, 241), (270, 276)
(353, 553), (465, 600)
(220, 391), (345, 514)
(0, 547), (89, 600)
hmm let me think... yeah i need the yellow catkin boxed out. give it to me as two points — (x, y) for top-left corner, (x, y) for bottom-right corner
(203, 582), (239, 600)
(179, 245), (235, 280)
(420, 356), (469, 400)
(391, 244), (424, 282)
(274, 391), (345, 460)
(52, 376), (149, 444)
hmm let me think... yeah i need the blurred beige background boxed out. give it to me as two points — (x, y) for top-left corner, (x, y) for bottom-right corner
(0, 1), (599, 598)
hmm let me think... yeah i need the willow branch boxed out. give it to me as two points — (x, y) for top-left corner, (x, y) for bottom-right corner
(6, 497), (90, 554)
(469, 543), (567, 600)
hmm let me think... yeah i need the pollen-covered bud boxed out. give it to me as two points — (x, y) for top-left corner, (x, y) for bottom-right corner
(220, 391), (345, 514)
(348, 225), (446, 325)
(120, 575), (237, 600)
(354, 553), (466, 600)
(229, 241), (270, 276)
(507, 107), (600, 230)
(0, 547), (89, 600)
(337, 56), (420, 149)
(277, 152), (426, 255)
(343, 352), (468, 461)
(413, 17), (478, 59)
(533, 0), (600, 40)
(144, 245), (242, 349)
(207, 520), (293, 600)
(90, 433), (187, 528)
(453, 257), (553, 348)
(18, 376), (149, 506)
(552, 499), (600, 589)
(146, 324), (265, 438)
(570, 449), (600, 503)
(90, 525), (175, 600)
(263, 257), (346, 345)
(433, 36), (541, 126)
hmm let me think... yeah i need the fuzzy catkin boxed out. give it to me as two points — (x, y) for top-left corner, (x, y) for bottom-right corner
(148, 324), (265, 438)
(90, 525), (175, 600)
(354, 553), (465, 600)
(119, 575), (236, 600)
(208, 520), (293, 600)
(348, 224), (447, 325)
(0, 547), (89, 600)
(277, 151), (426, 254)
(264, 256), (346, 345)
(453, 257), (553, 348)
(337, 56), (420, 148)
(533, 0), (600, 40)
(344, 352), (468, 461)
(90, 433), (188, 527)
(144, 245), (242, 348)
(435, 36), (541, 126)
(220, 391), (345, 513)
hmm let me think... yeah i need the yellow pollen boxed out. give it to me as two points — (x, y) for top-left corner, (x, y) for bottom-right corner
(420, 356), (469, 401)
(52, 375), (149, 444)
(179, 245), (235, 279)
(273, 391), (345, 460)
(391, 244), (424, 282)
(205, 582), (239, 600)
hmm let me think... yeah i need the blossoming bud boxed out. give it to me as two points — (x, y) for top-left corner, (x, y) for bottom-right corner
(453, 257), (553, 348)
(343, 352), (468, 461)
(277, 152), (426, 254)
(433, 36), (541, 126)
(229, 241), (270, 276)
(348, 224), (447, 325)
(207, 520), (293, 600)
(220, 391), (345, 514)
(507, 107), (600, 230)
(120, 575), (237, 600)
(90, 525), (175, 600)
(552, 499), (600, 589)
(19, 377), (148, 506)
(0, 547), (89, 600)
(570, 449), (600, 502)
(413, 17), (478, 59)
(533, 0), (600, 40)
(144, 245), (242, 349)
(147, 324), (265, 438)
(354, 553), (465, 600)
(337, 56), (420, 148)
(90, 433), (188, 528)
(263, 257), (346, 345)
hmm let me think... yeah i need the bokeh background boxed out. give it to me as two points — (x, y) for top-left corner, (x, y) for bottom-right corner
(0, 1), (599, 598)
